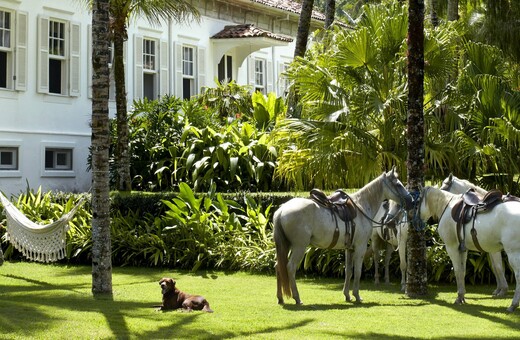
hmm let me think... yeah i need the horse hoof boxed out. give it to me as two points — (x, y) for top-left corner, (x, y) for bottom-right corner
(492, 289), (508, 298)
(454, 298), (465, 305)
(506, 305), (516, 313)
(278, 299), (284, 305)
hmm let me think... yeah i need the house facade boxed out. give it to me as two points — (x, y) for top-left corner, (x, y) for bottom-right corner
(0, 0), (324, 195)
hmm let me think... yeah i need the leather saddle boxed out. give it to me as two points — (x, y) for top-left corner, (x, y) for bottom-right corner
(310, 188), (357, 249)
(451, 188), (503, 251)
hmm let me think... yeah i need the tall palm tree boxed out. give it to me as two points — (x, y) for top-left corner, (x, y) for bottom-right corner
(109, 0), (199, 191)
(325, 0), (336, 28)
(288, 0), (315, 117)
(91, 0), (112, 294)
(405, 0), (427, 297)
(274, 2), (457, 190)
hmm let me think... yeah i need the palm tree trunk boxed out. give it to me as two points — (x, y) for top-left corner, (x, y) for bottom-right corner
(429, 0), (439, 27)
(447, 0), (458, 21)
(406, 0), (427, 298)
(91, 0), (113, 295)
(288, 0), (315, 117)
(113, 31), (132, 191)
(325, 0), (336, 29)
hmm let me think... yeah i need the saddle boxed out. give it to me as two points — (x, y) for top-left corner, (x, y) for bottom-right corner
(451, 188), (503, 252)
(310, 188), (357, 249)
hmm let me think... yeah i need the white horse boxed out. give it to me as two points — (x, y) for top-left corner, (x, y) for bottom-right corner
(274, 169), (413, 305)
(418, 186), (520, 312)
(370, 200), (408, 291)
(440, 174), (508, 297)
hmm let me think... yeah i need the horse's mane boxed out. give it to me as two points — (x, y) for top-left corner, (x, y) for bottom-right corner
(426, 187), (456, 220)
(350, 173), (384, 209)
(452, 176), (487, 196)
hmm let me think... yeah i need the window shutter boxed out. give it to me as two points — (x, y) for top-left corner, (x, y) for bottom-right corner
(197, 47), (206, 94)
(87, 24), (92, 98)
(69, 22), (81, 97)
(133, 35), (143, 100)
(248, 56), (255, 88)
(266, 60), (273, 94)
(37, 16), (49, 94)
(159, 40), (169, 96)
(174, 42), (183, 98)
(277, 62), (285, 96)
(15, 11), (28, 91)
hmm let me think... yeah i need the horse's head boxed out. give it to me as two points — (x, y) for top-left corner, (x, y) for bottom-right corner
(382, 167), (413, 211)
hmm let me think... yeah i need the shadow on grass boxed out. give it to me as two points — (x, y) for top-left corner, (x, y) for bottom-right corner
(141, 316), (314, 339)
(0, 271), (154, 338)
(282, 301), (380, 311)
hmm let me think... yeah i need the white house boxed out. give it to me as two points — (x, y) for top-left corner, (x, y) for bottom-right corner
(0, 0), (325, 195)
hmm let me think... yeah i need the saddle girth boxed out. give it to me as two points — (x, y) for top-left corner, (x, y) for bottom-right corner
(451, 188), (504, 252)
(310, 188), (357, 249)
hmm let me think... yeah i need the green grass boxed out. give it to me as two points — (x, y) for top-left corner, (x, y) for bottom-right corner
(1, 262), (520, 339)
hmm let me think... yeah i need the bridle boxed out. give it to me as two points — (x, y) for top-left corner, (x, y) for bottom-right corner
(381, 173), (413, 211)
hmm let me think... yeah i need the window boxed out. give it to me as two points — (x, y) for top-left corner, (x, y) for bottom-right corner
(255, 59), (266, 93)
(0, 147), (17, 170)
(0, 10), (11, 89)
(142, 38), (157, 100)
(134, 35), (167, 100)
(45, 148), (72, 170)
(217, 55), (233, 83)
(279, 62), (290, 96)
(38, 16), (80, 96)
(182, 46), (195, 100)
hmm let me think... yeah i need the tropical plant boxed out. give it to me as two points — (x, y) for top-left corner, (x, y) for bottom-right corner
(274, 2), (459, 190)
(81, 0), (200, 191)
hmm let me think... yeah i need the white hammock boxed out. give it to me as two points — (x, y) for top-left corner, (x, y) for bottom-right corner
(0, 192), (85, 263)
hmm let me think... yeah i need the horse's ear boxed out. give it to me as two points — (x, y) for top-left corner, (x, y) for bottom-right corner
(448, 173), (453, 181)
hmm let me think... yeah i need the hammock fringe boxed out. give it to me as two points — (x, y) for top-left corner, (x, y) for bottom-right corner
(0, 191), (85, 263)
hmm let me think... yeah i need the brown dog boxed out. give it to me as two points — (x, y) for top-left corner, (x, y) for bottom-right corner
(158, 277), (213, 312)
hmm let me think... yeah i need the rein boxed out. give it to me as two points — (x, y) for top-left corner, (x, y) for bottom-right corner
(351, 175), (410, 227)
(415, 187), (455, 228)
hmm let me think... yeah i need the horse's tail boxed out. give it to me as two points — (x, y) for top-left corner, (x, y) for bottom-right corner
(273, 209), (292, 298)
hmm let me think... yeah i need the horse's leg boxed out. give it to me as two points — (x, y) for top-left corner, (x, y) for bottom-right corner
(505, 251), (520, 312)
(446, 246), (468, 304)
(489, 252), (508, 297)
(275, 264), (284, 304)
(287, 245), (306, 305)
(351, 248), (365, 303)
(398, 242), (407, 292)
(372, 236), (382, 285)
(384, 242), (393, 284)
(343, 249), (354, 302)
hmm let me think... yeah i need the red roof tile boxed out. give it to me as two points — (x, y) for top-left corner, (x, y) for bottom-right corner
(250, 0), (325, 21)
(211, 24), (294, 42)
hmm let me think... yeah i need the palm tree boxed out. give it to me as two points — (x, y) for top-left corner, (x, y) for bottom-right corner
(325, 0), (336, 28)
(405, 0), (427, 298)
(274, 2), (457, 190)
(288, 0), (316, 117)
(91, 0), (112, 294)
(109, 0), (199, 191)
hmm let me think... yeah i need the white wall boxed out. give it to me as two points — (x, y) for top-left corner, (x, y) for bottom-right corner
(0, 0), (299, 195)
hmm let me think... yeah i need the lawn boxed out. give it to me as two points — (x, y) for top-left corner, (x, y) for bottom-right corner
(1, 262), (519, 339)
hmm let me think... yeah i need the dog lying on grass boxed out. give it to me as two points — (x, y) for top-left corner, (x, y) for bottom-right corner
(157, 277), (213, 312)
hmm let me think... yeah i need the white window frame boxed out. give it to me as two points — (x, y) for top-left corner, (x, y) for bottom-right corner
(48, 19), (67, 95)
(0, 9), (12, 89)
(255, 58), (266, 94)
(45, 147), (73, 171)
(142, 38), (157, 100)
(0, 146), (18, 170)
(217, 54), (233, 83)
(182, 45), (195, 99)
(0, 8), (27, 91)
(37, 15), (80, 97)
